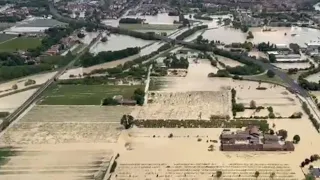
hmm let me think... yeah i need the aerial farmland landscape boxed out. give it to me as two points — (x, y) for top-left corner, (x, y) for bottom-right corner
(2, 0), (320, 180)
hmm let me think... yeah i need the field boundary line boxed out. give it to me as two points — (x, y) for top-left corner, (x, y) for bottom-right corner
(0, 37), (16, 45)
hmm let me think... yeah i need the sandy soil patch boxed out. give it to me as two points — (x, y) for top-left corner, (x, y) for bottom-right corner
(0, 71), (56, 96)
(236, 87), (303, 117)
(20, 105), (133, 123)
(0, 144), (113, 180)
(0, 105), (133, 144)
(0, 88), (38, 113)
(0, 122), (122, 144)
(236, 109), (270, 117)
(131, 91), (230, 120)
(306, 72), (320, 83)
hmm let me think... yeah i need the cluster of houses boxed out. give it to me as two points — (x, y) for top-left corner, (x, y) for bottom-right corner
(46, 36), (79, 56)
(220, 126), (295, 151)
(0, 5), (28, 20)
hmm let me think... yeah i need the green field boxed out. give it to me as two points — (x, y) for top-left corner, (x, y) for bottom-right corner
(0, 37), (42, 52)
(40, 84), (144, 105)
(0, 34), (16, 43)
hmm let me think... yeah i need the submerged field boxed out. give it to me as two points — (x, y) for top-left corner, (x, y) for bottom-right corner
(0, 37), (42, 52)
(40, 84), (143, 105)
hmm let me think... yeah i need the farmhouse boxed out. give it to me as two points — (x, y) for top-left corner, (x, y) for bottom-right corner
(220, 126), (294, 151)
(306, 42), (320, 55)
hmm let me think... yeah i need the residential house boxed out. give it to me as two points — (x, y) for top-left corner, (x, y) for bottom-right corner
(220, 126), (294, 151)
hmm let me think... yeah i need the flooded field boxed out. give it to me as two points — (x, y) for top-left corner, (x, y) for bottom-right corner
(202, 26), (320, 46)
(272, 62), (311, 70)
(123, 13), (179, 24)
(306, 72), (320, 83)
(83, 32), (154, 54)
(4, 17), (66, 34)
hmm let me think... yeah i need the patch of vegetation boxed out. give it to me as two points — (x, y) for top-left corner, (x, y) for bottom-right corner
(134, 118), (269, 128)
(163, 54), (189, 69)
(28, 27), (75, 57)
(0, 37), (42, 52)
(80, 47), (140, 67)
(242, 73), (287, 87)
(231, 88), (245, 116)
(24, 79), (36, 86)
(0, 53), (74, 82)
(41, 84), (143, 105)
(246, 31), (254, 39)
(0, 148), (16, 165)
(257, 42), (277, 52)
(0, 112), (9, 118)
(119, 18), (144, 24)
(193, 14), (213, 21)
(302, 101), (319, 131)
(267, 70), (275, 78)
(133, 88), (145, 105)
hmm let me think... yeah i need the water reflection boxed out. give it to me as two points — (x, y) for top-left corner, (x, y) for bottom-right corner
(82, 32), (154, 54)
(202, 26), (320, 46)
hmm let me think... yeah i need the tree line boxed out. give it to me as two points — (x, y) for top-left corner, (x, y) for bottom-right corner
(80, 47), (140, 67)
(163, 54), (189, 69)
(119, 18), (144, 24)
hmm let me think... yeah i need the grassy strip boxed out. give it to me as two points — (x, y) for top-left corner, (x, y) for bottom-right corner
(0, 37), (42, 52)
(40, 84), (143, 105)
(242, 74), (288, 87)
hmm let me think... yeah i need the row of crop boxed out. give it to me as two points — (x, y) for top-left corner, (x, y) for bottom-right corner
(133, 119), (269, 130)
